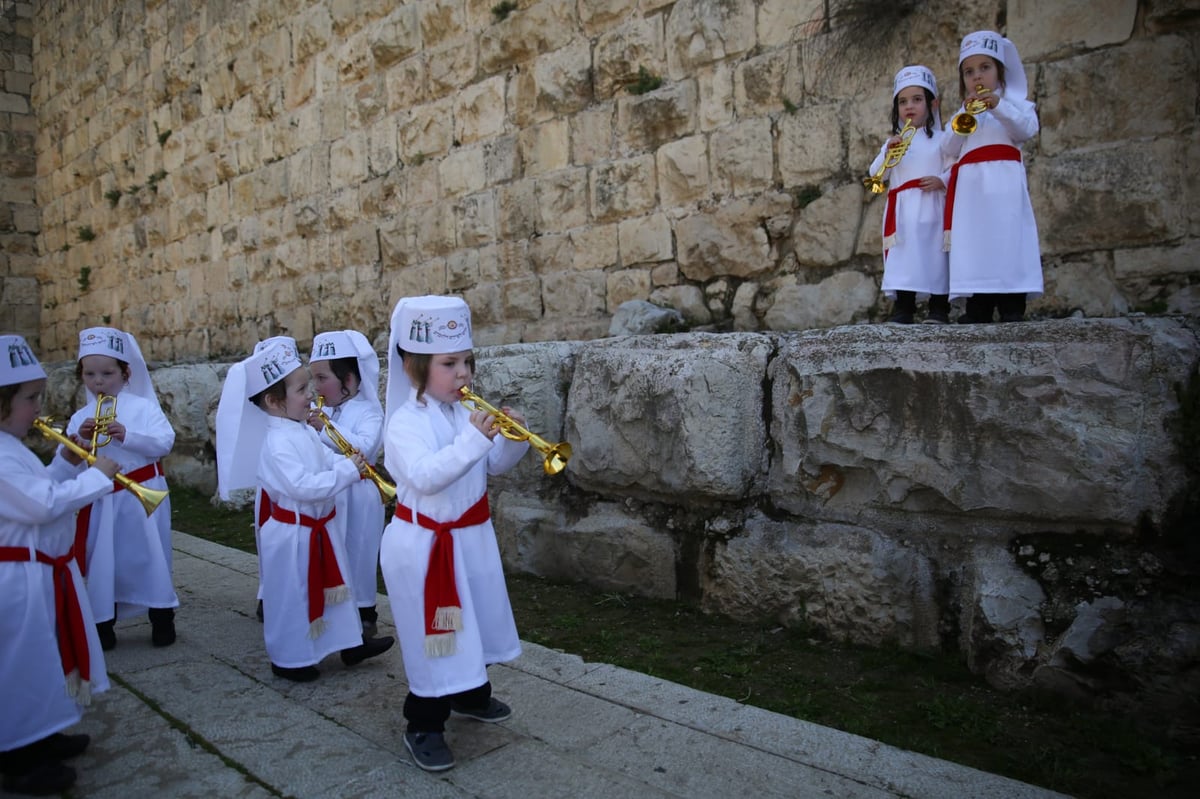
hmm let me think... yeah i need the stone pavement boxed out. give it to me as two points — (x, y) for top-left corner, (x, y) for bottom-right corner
(18, 533), (1070, 799)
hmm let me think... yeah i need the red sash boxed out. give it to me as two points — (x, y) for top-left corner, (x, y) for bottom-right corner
(882, 178), (925, 253)
(261, 491), (346, 633)
(942, 144), (1022, 243)
(73, 461), (165, 576)
(394, 494), (491, 657)
(0, 545), (92, 699)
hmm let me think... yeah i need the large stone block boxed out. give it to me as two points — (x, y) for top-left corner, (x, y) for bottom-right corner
(675, 193), (793, 281)
(655, 134), (709, 208)
(565, 333), (772, 501)
(594, 16), (666, 100)
(762, 270), (878, 331)
(589, 154), (657, 223)
(709, 118), (773, 196)
(615, 79), (697, 155)
(665, 0), (756, 78)
(1008, 0), (1137, 60)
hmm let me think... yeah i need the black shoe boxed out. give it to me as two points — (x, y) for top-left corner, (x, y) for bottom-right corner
(35, 733), (90, 761)
(96, 620), (116, 651)
(271, 663), (320, 682)
(1, 761), (76, 796)
(923, 310), (950, 324)
(449, 697), (512, 723)
(340, 635), (395, 667)
(887, 310), (914, 324)
(403, 731), (455, 772)
(256, 599), (264, 623)
(359, 606), (378, 639)
(149, 608), (176, 647)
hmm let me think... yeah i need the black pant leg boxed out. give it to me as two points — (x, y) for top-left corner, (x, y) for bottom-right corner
(404, 692), (452, 733)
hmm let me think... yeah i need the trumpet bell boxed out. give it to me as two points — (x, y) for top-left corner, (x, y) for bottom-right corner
(862, 176), (886, 194)
(951, 111), (977, 136)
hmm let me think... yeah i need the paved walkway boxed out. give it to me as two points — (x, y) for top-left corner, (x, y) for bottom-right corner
(14, 533), (1070, 798)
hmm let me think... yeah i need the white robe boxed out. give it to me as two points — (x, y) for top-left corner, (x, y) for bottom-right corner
(65, 390), (177, 621)
(380, 389), (527, 697)
(0, 432), (113, 751)
(258, 416), (363, 668)
(869, 127), (951, 298)
(317, 394), (385, 610)
(941, 94), (1043, 297)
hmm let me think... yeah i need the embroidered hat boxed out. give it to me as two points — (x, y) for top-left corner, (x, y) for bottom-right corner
(959, 30), (1028, 101)
(215, 338), (304, 500)
(385, 295), (473, 426)
(0, 334), (46, 387)
(77, 327), (157, 403)
(893, 64), (937, 99)
(309, 329), (382, 410)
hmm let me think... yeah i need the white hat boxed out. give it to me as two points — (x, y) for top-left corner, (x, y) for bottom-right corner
(385, 295), (473, 427)
(1, 334), (46, 387)
(893, 65), (937, 99)
(309, 330), (381, 410)
(214, 339), (303, 500)
(77, 327), (156, 403)
(959, 30), (1028, 101)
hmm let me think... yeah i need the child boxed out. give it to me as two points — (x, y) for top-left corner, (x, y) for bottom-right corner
(868, 65), (951, 324)
(63, 327), (178, 650)
(381, 295), (528, 772)
(941, 30), (1042, 323)
(307, 330), (386, 638)
(215, 338), (394, 682)
(0, 334), (119, 796)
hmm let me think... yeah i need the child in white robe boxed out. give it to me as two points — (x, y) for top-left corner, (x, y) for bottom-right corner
(307, 330), (386, 638)
(0, 335), (119, 796)
(868, 65), (951, 324)
(941, 30), (1042, 323)
(380, 295), (528, 772)
(215, 338), (394, 682)
(63, 327), (177, 650)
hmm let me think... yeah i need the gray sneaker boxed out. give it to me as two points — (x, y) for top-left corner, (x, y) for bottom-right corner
(449, 697), (512, 723)
(403, 731), (455, 772)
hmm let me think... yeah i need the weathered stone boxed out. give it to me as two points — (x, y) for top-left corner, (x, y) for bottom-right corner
(1008, 0), (1137, 59)
(648, 284), (711, 326)
(594, 16), (666, 100)
(655, 135), (709, 208)
(675, 194), (793, 281)
(762, 271), (878, 331)
(618, 212), (672, 265)
(791, 184), (863, 267)
(607, 298), (681, 336)
(615, 79), (697, 154)
(665, 0), (756, 78)
(590, 155), (657, 223)
(960, 546), (1046, 688)
(709, 118), (773, 196)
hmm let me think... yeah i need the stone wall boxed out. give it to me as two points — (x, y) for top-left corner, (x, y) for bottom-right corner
(0, 1), (37, 337)
(16, 0), (1200, 361)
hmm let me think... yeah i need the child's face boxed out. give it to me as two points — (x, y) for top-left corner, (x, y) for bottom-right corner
(424, 350), (474, 405)
(961, 55), (1000, 93)
(265, 367), (312, 423)
(896, 86), (932, 126)
(0, 379), (46, 438)
(310, 360), (359, 408)
(80, 354), (128, 397)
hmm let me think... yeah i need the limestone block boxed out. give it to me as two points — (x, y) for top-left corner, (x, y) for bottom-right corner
(767, 318), (1198, 533)
(665, 0), (755, 78)
(757, 0), (823, 48)
(1039, 37), (1192, 156)
(594, 16), (666, 100)
(779, 103), (845, 186)
(456, 190), (497, 247)
(1041, 255), (1131, 317)
(1009, 0), (1136, 60)
(502, 275), (544, 321)
(541, 269), (607, 318)
(648, 284), (710, 324)
(329, 132), (368, 189)
(1030, 140), (1187, 255)
(566, 333), (772, 500)
(368, 6), (421, 70)
(385, 256), (448, 299)
(427, 39), (478, 99)
(762, 271), (877, 331)
(534, 167), (589, 232)
(367, 117), (399, 176)
(293, 4), (334, 62)
(959, 546), (1046, 688)
(404, 159), (442, 206)
(618, 213), (673, 265)
(606, 269), (653, 310)
(706, 515), (941, 646)
(856, 194), (884, 258)
(656, 135), (709, 208)
(413, 202), (457, 258)
(710, 118), (773, 196)
(570, 106), (614, 165)
(570, 224), (619, 272)
(579, 0), (641, 37)
(378, 216), (416, 269)
(447, 247), (480, 290)
(1114, 239), (1200, 280)
(615, 79), (697, 155)
(479, 0), (575, 74)
(519, 119), (570, 176)
(440, 146), (487, 198)
(608, 299), (683, 335)
(734, 47), (800, 118)
(419, 0), (466, 49)
(455, 76), (507, 145)
(534, 233), (577, 285)
(497, 180), (539, 239)
(590, 154), (657, 223)
(675, 194), (793, 281)
(482, 136), (521, 186)
(400, 99), (453, 160)
(697, 62), (734, 132)
(792, 183), (862, 267)
(731, 280), (758, 330)
(384, 57), (427, 111)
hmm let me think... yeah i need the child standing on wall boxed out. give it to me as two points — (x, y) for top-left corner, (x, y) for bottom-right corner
(381, 295), (528, 772)
(307, 330), (386, 638)
(216, 338), (394, 682)
(868, 65), (951, 324)
(0, 335), (119, 796)
(941, 30), (1042, 323)
(64, 327), (178, 650)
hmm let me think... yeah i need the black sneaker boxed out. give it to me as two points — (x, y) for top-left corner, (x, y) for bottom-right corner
(1, 761), (76, 796)
(449, 697), (512, 723)
(403, 732), (455, 772)
(923, 310), (950, 325)
(96, 620), (116, 651)
(340, 635), (395, 667)
(887, 310), (914, 325)
(271, 663), (320, 682)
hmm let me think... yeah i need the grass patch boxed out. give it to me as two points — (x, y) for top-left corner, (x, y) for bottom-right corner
(169, 485), (1196, 798)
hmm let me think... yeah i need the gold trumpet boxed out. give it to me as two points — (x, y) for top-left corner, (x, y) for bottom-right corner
(459, 386), (571, 476)
(863, 119), (916, 194)
(89, 393), (117, 456)
(33, 417), (168, 516)
(951, 85), (991, 136)
(314, 396), (397, 502)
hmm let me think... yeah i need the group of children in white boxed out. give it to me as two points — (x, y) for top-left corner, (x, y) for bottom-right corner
(871, 30), (1042, 325)
(0, 294), (531, 790)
